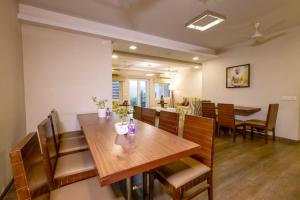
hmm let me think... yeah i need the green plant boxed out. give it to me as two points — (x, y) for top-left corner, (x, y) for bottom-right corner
(91, 96), (108, 109)
(116, 106), (129, 124)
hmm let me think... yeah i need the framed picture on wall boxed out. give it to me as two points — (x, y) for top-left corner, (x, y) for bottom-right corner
(226, 64), (250, 88)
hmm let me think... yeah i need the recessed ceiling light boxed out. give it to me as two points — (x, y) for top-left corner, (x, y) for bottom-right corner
(145, 73), (155, 77)
(194, 66), (200, 69)
(186, 10), (226, 31)
(129, 45), (137, 50)
(112, 54), (118, 59)
(193, 57), (199, 61)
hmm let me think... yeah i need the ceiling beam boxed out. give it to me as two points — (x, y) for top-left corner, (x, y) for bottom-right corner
(18, 4), (216, 57)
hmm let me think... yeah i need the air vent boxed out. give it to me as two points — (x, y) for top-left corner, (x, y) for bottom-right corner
(186, 10), (226, 31)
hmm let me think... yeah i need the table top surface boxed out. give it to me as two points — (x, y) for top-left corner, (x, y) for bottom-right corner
(77, 113), (201, 186)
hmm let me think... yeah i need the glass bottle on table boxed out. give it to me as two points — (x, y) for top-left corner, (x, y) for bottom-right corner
(128, 118), (135, 135)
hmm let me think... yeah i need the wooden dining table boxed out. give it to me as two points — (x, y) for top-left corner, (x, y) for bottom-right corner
(77, 113), (201, 200)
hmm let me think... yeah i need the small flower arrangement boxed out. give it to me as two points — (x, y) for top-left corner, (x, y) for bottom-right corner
(116, 106), (129, 124)
(91, 96), (108, 109)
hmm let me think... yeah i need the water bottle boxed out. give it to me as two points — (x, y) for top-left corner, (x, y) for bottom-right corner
(128, 118), (135, 134)
(106, 107), (110, 118)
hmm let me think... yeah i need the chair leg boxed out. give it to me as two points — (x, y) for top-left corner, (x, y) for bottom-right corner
(251, 127), (254, 140)
(208, 174), (213, 200)
(217, 124), (220, 137)
(173, 189), (182, 200)
(242, 125), (246, 140)
(272, 128), (276, 142)
(264, 128), (268, 144)
(149, 172), (154, 200)
(233, 128), (236, 142)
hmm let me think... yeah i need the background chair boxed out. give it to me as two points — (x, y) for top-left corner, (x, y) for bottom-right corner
(49, 110), (88, 156)
(158, 111), (179, 135)
(10, 132), (124, 200)
(38, 118), (97, 188)
(202, 102), (217, 119)
(149, 115), (215, 200)
(141, 108), (156, 126)
(244, 104), (279, 144)
(217, 103), (245, 142)
(133, 106), (142, 120)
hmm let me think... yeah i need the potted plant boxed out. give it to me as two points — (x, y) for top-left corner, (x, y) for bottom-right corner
(92, 96), (108, 118)
(114, 106), (130, 135)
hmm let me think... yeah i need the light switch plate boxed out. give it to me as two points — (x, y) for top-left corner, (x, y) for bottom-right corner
(282, 96), (297, 101)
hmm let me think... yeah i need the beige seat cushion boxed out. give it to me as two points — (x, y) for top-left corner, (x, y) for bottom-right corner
(245, 119), (266, 127)
(59, 137), (88, 154)
(155, 157), (211, 189)
(54, 151), (95, 179)
(60, 130), (84, 141)
(235, 119), (244, 126)
(50, 177), (124, 200)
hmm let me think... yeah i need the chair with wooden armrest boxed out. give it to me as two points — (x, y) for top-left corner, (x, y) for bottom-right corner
(141, 107), (156, 126)
(158, 111), (179, 136)
(38, 119), (97, 188)
(49, 110), (88, 156)
(149, 115), (215, 200)
(133, 106), (142, 120)
(244, 104), (279, 144)
(10, 132), (124, 200)
(217, 103), (245, 142)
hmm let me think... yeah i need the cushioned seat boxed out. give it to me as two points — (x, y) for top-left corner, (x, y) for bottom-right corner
(58, 137), (88, 155)
(235, 119), (244, 126)
(47, 177), (124, 200)
(54, 151), (95, 179)
(244, 119), (265, 127)
(155, 157), (211, 189)
(60, 130), (84, 141)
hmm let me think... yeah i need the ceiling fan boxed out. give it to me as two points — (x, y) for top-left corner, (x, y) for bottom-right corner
(251, 22), (286, 46)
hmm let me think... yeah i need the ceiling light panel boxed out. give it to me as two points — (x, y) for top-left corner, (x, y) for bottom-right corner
(186, 10), (226, 31)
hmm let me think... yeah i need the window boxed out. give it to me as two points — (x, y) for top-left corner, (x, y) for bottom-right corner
(112, 80), (121, 100)
(154, 83), (170, 99)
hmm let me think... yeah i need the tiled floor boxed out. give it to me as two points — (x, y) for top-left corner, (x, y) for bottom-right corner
(4, 135), (300, 200)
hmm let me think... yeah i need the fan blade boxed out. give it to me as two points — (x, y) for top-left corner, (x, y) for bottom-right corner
(252, 32), (286, 46)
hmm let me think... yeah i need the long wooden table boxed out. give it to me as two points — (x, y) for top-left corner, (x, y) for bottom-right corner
(77, 113), (201, 199)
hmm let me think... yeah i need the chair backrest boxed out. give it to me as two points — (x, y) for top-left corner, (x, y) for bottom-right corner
(133, 106), (142, 120)
(158, 111), (179, 135)
(202, 102), (216, 119)
(10, 132), (50, 200)
(266, 104), (279, 129)
(141, 108), (156, 126)
(217, 103), (235, 128)
(48, 109), (60, 151)
(183, 115), (215, 168)
(38, 118), (58, 189)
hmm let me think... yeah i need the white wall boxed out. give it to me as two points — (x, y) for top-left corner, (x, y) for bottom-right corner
(173, 69), (203, 102)
(0, 0), (26, 193)
(202, 26), (300, 140)
(22, 24), (112, 132)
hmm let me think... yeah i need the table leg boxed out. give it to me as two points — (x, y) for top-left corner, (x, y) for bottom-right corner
(126, 177), (132, 200)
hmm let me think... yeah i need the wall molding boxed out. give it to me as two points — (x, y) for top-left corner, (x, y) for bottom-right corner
(18, 4), (216, 58)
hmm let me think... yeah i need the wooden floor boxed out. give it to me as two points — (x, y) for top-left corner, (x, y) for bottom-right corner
(4, 135), (300, 200)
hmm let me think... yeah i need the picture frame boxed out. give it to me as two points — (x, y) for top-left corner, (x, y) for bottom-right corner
(226, 64), (250, 88)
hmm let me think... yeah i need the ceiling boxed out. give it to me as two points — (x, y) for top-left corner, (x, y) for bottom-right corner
(20, 0), (300, 49)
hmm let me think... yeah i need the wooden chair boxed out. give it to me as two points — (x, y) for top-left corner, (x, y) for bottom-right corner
(38, 118), (97, 188)
(10, 132), (124, 200)
(49, 110), (88, 156)
(133, 106), (142, 120)
(141, 108), (156, 126)
(244, 104), (279, 144)
(158, 111), (179, 135)
(202, 102), (216, 119)
(217, 104), (245, 142)
(50, 110), (84, 140)
(149, 115), (215, 200)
